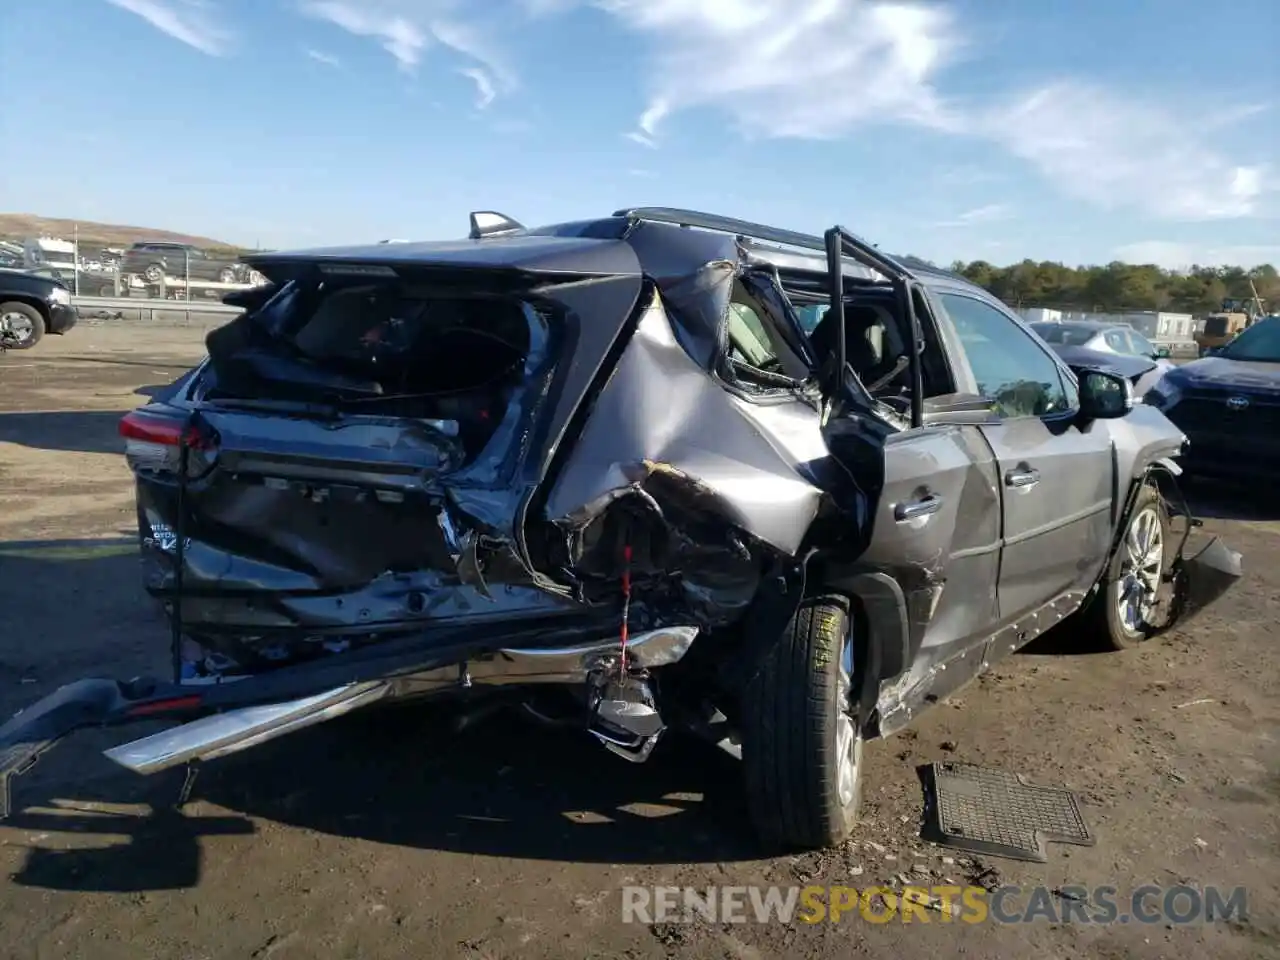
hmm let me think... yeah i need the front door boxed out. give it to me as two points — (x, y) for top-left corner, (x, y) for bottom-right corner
(933, 291), (1114, 621)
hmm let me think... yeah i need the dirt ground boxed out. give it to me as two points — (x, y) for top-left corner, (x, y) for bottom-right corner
(1, 322), (1277, 960)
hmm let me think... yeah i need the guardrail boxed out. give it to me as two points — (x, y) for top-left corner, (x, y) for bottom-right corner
(71, 295), (242, 318)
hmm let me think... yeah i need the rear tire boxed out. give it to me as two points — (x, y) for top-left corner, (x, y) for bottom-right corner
(1083, 483), (1169, 650)
(0, 302), (46, 349)
(741, 595), (864, 851)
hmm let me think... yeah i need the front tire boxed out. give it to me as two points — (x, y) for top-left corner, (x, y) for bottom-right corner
(0, 302), (46, 349)
(1085, 483), (1169, 650)
(741, 596), (864, 851)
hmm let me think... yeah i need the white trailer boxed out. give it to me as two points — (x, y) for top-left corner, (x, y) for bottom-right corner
(22, 236), (77, 273)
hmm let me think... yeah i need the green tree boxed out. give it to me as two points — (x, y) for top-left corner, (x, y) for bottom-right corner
(949, 258), (1276, 315)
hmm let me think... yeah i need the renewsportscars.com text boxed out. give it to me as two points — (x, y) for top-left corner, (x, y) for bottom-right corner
(621, 884), (1248, 926)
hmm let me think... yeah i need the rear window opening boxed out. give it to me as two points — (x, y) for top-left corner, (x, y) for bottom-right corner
(203, 279), (541, 464)
(1032, 324), (1096, 346)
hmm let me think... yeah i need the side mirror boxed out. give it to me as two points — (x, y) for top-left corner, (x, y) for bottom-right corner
(1077, 370), (1133, 420)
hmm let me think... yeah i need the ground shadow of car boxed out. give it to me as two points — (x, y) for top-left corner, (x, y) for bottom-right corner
(0, 410), (128, 455)
(0, 537), (260, 893)
(6, 708), (757, 893)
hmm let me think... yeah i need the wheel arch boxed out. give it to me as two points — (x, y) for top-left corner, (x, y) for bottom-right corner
(0, 295), (52, 323)
(1096, 456), (1181, 592)
(817, 570), (911, 736)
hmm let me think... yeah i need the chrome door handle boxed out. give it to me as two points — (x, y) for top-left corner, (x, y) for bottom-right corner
(894, 494), (943, 522)
(1005, 466), (1041, 488)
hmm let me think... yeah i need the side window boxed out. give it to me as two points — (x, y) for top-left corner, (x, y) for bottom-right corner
(726, 301), (775, 368)
(937, 293), (1072, 419)
(722, 281), (810, 389)
(1104, 329), (1130, 353)
(1130, 332), (1155, 356)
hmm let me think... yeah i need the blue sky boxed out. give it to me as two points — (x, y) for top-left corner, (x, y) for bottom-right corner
(2, 0), (1277, 268)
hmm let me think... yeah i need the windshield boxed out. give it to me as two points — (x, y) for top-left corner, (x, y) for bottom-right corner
(1030, 323), (1097, 346)
(1220, 319), (1280, 362)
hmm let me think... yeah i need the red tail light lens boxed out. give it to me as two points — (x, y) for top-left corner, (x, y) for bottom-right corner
(119, 411), (186, 446)
(119, 410), (213, 475)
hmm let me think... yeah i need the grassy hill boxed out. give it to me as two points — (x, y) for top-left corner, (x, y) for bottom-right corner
(0, 213), (246, 255)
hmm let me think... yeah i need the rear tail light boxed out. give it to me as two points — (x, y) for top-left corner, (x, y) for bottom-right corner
(119, 410), (215, 476)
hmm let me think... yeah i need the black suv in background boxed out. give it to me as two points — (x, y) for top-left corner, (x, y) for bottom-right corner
(122, 242), (249, 285)
(0, 268), (78, 349)
(1144, 316), (1280, 482)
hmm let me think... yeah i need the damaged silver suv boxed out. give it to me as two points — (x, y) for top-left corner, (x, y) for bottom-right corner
(0, 208), (1242, 851)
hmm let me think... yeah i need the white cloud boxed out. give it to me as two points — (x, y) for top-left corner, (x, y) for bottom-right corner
(301, 1), (428, 69)
(527, 1), (1271, 223)
(985, 83), (1271, 221)
(305, 47), (342, 67)
(596, 0), (961, 141)
(299, 1), (516, 95)
(624, 131), (658, 149)
(460, 67), (497, 108)
(1113, 241), (1280, 270)
(933, 203), (1012, 228)
(104, 0), (231, 55)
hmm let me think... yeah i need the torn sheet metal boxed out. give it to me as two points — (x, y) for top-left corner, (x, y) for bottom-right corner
(543, 290), (830, 557)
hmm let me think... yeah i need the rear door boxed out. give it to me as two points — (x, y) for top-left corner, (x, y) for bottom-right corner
(846, 423), (1002, 683)
(808, 233), (1003, 697)
(932, 290), (1114, 623)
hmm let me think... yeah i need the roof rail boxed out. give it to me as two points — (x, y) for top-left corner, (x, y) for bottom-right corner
(614, 206), (906, 281)
(614, 206), (826, 253)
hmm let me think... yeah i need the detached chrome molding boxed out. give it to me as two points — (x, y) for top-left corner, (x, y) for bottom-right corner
(103, 682), (389, 775)
(102, 626), (701, 776)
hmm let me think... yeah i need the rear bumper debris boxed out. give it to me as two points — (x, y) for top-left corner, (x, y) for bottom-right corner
(0, 625), (699, 817)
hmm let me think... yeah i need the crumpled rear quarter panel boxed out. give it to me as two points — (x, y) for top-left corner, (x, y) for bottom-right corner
(544, 290), (829, 557)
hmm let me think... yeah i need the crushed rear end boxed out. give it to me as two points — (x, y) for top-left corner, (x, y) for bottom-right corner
(0, 222), (835, 811)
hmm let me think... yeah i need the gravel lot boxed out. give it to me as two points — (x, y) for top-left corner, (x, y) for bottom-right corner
(1, 322), (1277, 960)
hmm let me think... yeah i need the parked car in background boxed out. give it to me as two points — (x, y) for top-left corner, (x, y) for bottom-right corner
(0, 208), (1241, 851)
(122, 241), (249, 285)
(0, 267), (78, 349)
(1039, 345), (1168, 400)
(1030, 320), (1175, 400)
(1145, 315), (1280, 482)
(1030, 320), (1171, 361)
